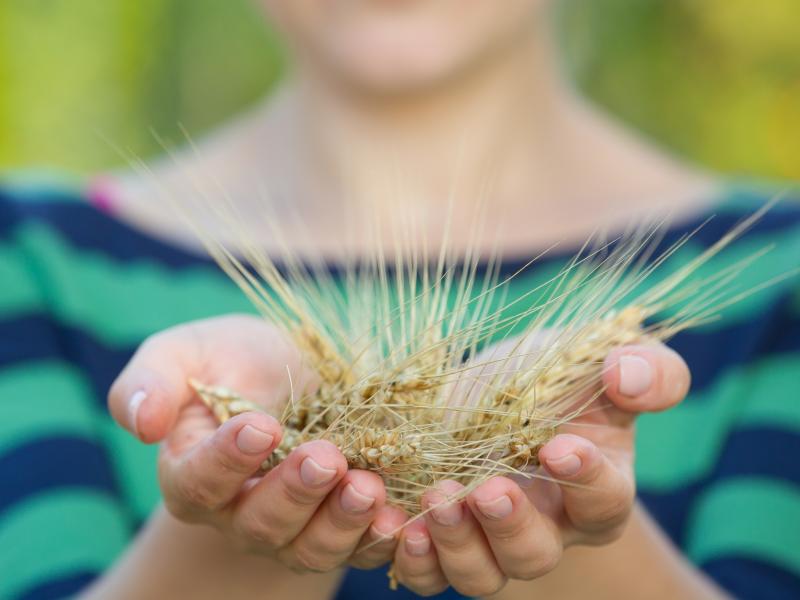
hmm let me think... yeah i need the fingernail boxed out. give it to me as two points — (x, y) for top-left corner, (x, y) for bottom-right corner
(476, 495), (513, 520)
(405, 534), (430, 556)
(128, 390), (146, 437)
(236, 425), (274, 455)
(300, 456), (337, 487)
(429, 494), (463, 526)
(340, 483), (375, 514)
(619, 355), (653, 397)
(370, 524), (395, 542)
(546, 453), (582, 477)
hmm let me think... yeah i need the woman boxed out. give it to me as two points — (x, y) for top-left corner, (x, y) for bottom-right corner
(1, 1), (798, 598)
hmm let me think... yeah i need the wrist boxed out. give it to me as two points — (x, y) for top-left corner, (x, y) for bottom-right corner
(492, 503), (727, 600)
(84, 505), (344, 600)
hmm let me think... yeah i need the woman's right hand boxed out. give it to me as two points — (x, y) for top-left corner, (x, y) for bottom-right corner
(107, 315), (407, 574)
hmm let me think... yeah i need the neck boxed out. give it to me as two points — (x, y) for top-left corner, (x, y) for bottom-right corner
(268, 22), (713, 236)
(114, 18), (717, 257)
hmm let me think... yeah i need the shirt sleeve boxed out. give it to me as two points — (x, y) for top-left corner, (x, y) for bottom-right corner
(684, 280), (800, 599)
(0, 191), (135, 600)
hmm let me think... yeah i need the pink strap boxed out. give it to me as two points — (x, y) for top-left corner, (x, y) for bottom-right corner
(85, 176), (120, 214)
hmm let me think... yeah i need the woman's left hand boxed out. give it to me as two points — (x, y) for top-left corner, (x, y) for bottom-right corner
(390, 342), (690, 597)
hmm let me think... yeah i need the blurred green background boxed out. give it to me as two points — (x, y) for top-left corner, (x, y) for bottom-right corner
(0, 0), (798, 179)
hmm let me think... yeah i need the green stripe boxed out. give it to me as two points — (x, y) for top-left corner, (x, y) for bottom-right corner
(648, 221), (800, 328)
(0, 361), (100, 456)
(636, 353), (800, 490)
(686, 478), (800, 574)
(4, 221), (253, 344)
(0, 490), (130, 599)
(503, 225), (799, 331)
(0, 243), (44, 314)
(1, 203), (797, 347)
(0, 360), (161, 520)
(716, 180), (800, 214)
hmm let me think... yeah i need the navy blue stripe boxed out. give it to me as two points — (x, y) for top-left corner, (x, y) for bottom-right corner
(0, 437), (123, 517)
(668, 290), (800, 392)
(0, 314), (134, 410)
(2, 186), (799, 280)
(712, 427), (800, 486)
(701, 556), (800, 600)
(639, 427), (800, 549)
(17, 570), (98, 600)
(0, 189), (210, 270)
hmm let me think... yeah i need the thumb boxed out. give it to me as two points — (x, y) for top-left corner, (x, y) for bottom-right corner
(108, 326), (203, 443)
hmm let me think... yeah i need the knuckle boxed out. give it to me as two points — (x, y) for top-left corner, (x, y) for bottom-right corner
(426, 527), (469, 552)
(400, 557), (436, 579)
(328, 507), (370, 532)
(512, 546), (562, 580)
(292, 545), (340, 573)
(235, 512), (289, 549)
(209, 441), (251, 475)
(589, 486), (634, 530)
(162, 495), (201, 523)
(303, 530), (346, 558)
(484, 516), (527, 542)
(455, 573), (506, 597)
(347, 556), (373, 570)
(583, 522), (628, 546)
(412, 582), (448, 597)
(397, 572), (447, 597)
(281, 476), (327, 509)
(174, 475), (221, 511)
(278, 554), (311, 575)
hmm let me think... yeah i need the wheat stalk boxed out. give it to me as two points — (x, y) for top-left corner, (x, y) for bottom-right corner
(116, 131), (787, 511)
(178, 196), (789, 514)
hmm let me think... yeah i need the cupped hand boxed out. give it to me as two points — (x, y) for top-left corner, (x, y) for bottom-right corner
(390, 342), (690, 597)
(108, 314), (406, 573)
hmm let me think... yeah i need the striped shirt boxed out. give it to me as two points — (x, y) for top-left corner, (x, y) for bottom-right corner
(0, 177), (798, 599)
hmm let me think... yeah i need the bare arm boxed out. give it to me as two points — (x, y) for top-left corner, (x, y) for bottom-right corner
(492, 504), (728, 600)
(82, 505), (343, 600)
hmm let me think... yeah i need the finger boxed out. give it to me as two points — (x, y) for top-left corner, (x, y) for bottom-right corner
(393, 518), (448, 596)
(423, 480), (507, 598)
(467, 476), (562, 580)
(159, 411), (282, 520)
(108, 325), (203, 443)
(603, 344), (690, 422)
(349, 505), (407, 570)
(539, 434), (634, 543)
(279, 469), (386, 572)
(233, 440), (347, 551)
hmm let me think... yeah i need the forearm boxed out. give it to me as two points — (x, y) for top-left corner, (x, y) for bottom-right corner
(82, 505), (343, 600)
(492, 503), (729, 600)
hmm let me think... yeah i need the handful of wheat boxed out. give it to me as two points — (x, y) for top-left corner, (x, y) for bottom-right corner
(185, 200), (780, 515)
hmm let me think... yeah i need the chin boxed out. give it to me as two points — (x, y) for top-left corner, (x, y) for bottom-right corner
(328, 44), (467, 96)
(301, 17), (499, 96)
(268, 0), (543, 96)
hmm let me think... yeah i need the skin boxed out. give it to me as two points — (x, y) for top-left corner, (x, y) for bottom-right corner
(94, 0), (730, 597)
(107, 316), (407, 574)
(101, 316), (723, 598)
